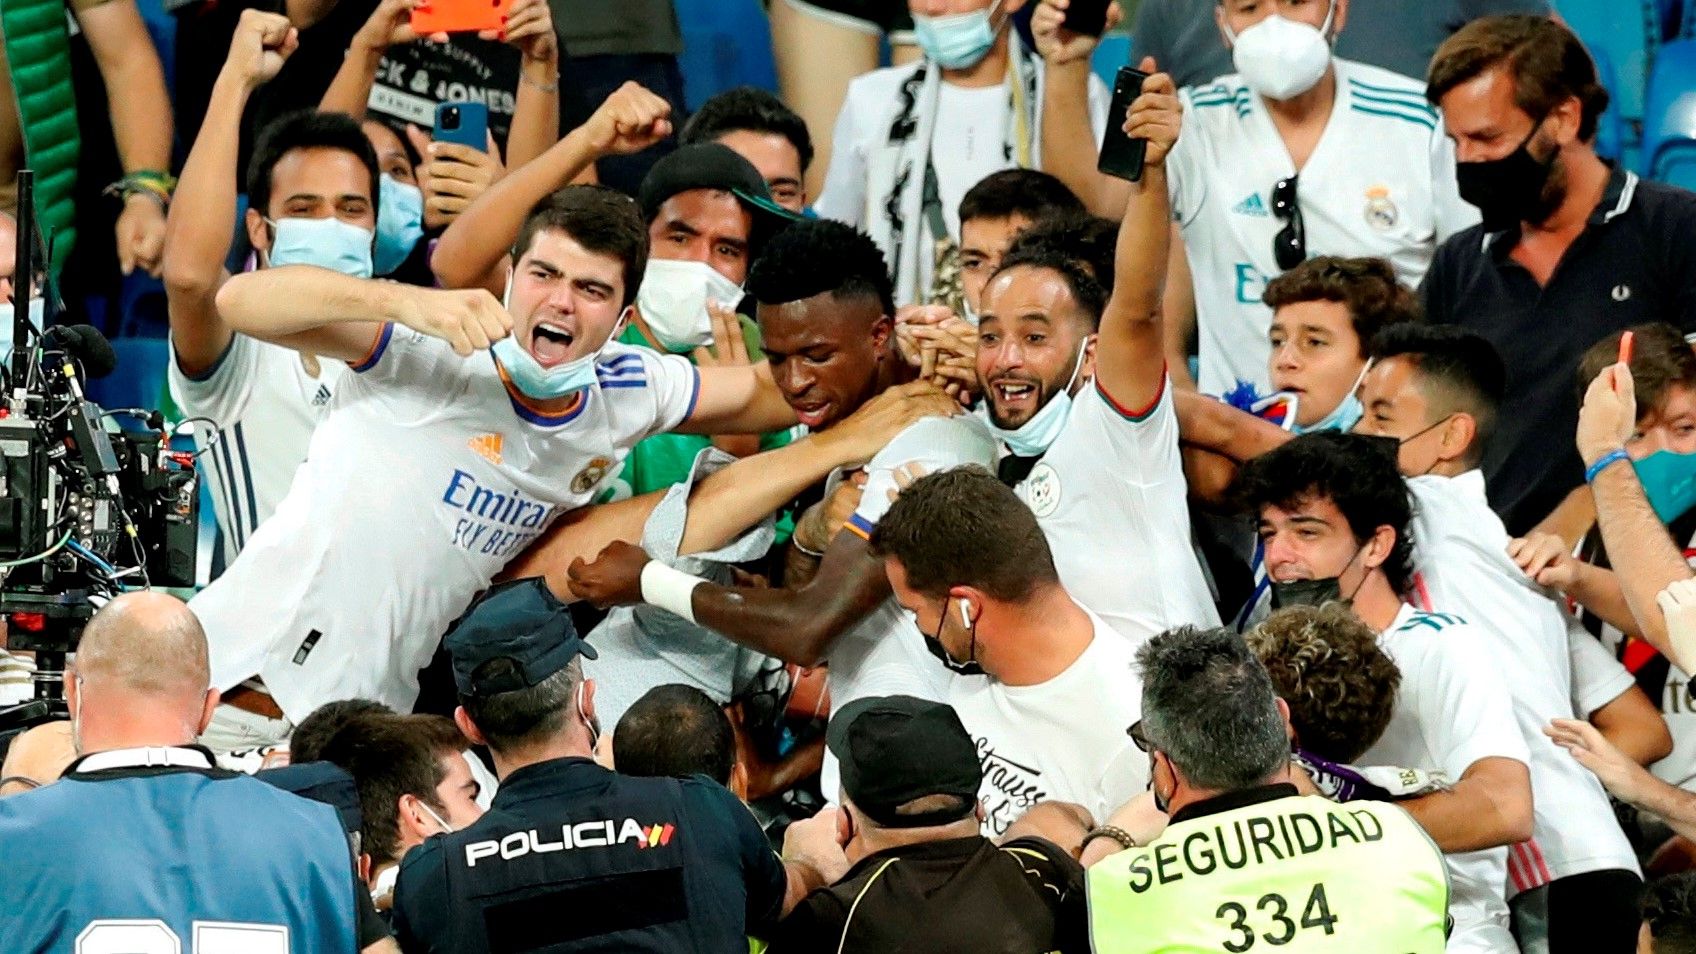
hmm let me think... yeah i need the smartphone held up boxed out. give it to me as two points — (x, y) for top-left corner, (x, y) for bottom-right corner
(1098, 65), (1149, 182)
(411, 0), (509, 38)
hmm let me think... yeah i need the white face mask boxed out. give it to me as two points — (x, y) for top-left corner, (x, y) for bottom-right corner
(495, 271), (628, 399)
(1226, 0), (1336, 101)
(636, 258), (744, 353)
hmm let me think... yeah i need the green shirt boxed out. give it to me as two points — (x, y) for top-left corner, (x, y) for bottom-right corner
(610, 318), (797, 504)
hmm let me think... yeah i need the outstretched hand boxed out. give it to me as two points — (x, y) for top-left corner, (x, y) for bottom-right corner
(566, 540), (653, 609)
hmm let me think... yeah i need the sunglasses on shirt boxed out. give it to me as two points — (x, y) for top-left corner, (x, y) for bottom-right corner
(1272, 174), (1306, 271)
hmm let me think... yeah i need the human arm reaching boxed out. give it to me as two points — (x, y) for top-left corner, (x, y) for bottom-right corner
(1093, 59), (1180, 417)
(432, 82), (673, 293)
(163, 9), (296, 376)
(80, 0), (174, 278)
(1031, 0), (1133, 218)
(1548, 718), (1696, 843)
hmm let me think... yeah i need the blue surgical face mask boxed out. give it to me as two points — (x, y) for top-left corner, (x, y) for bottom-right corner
(1293, 360), (1370, 435)
(375, 175), (425, 276)
(492, 275), (626, 399)
(1633, 449), (1696, 523)
(986, 338), (1090, 457)
(264, 216), (375, 279)
(913, 0), (1002, 70)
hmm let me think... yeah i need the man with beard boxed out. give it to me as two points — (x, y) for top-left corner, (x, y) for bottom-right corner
(1423, 15), (1696, 539)
(974, 65), (1219, 645)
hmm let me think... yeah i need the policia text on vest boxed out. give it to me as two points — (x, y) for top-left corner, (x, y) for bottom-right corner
(1087, 786), (1449, 953)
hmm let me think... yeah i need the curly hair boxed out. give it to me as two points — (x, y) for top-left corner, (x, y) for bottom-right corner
(1245, 604), (1401, 763)
(1232, 432), (1416, 596)
(1263, 256), (1421, 359)
(1002, 212), (1118, 298)
(746, 217), (894, 316)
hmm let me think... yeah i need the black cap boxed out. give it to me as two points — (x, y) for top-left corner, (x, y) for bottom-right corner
(445, 578), (597, 700)
(637, 143), (797, 250)
(256, 762), (363, 835)
(825, 695), (982, 828)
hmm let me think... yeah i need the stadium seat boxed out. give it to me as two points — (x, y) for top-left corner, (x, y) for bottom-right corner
(1093, 32), (1132, 89)
(87, 336), (168, 414)
(1643, 39), (1696, 178)
(675, 0), (779, 108)
(1651, 139), (1696, 189)
(1556, 0), (1661, 156)
(1590, 46), (1626, 162)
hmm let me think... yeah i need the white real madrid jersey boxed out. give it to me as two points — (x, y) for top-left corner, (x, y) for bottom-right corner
(192, 326), (699, 720)
(168, 332), (344, 559)
(1013, 376), (1220, 647)
(1168, 59), (1479, 395)
(1364, 604), (1529, 954)
(1406, 472), (1639, 895)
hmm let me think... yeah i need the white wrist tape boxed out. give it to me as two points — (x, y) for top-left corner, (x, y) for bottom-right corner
(640, 561), (705, 625)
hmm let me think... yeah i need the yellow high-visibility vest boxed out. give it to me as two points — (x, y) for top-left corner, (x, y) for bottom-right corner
(1088, 789), (1449, 953)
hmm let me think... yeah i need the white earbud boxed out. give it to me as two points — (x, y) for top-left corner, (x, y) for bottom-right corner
(958, 599), (972, 628)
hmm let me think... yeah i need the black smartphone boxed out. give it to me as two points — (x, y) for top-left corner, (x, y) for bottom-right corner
(1062, 0), (1112, 37)
(1098, 66), (1149, 182)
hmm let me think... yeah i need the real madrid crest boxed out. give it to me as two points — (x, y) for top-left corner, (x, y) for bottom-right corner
(572, 456), (615, 495)
(1021, 462), (1062, 518)
(1364, 185), (1398, 231)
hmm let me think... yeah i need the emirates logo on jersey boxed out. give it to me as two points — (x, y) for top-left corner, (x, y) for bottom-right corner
(469, 433), (504, 465)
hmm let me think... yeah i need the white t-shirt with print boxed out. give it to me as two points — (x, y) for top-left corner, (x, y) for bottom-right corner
(1014, 375), (1220, 647)
(1362, 604), (1529, 954)
(948, 605), (1146, 838)
(192, 327), (700, 720)
(1167, 59), (1478, 395)
(168, 333), (345, 557)
(818, 413), (1000, 798)
(1406, 472), (1640, 896)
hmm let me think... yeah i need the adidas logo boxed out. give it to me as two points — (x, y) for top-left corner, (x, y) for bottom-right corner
(469, 433), (504, 465)
(1233, 193), (1270, 217)
(311, 384), (332, 407)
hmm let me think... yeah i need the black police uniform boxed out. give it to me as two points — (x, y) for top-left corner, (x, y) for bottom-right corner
(391, 756), (787, 953)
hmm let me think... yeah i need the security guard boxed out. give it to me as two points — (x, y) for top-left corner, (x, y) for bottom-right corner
(1087, 626), (1450, 953)
(391, 578), (841, 953)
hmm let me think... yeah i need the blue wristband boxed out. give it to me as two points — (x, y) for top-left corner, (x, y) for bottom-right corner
(1585, 448), (1631, 483)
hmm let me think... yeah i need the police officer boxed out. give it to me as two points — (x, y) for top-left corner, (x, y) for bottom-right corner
(391, 578), (842, 953)
(1087, 626), (1450, 954)
(0, 592), (388, 953)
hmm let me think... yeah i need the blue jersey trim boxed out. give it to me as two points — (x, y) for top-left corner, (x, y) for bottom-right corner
(350, 323), (394, 373)
(682, 366), (703, 422)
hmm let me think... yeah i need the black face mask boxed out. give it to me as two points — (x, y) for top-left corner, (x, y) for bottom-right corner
(1269, 544), (1368, 609)
(924, 601), (986, 676)
(1455, 118), (1561, 232)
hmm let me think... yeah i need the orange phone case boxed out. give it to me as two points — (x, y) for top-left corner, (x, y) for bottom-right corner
(410, 0), (508, 36)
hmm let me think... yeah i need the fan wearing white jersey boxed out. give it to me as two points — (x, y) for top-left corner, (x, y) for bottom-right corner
(192, 186), (946, 752)
(871, 467), (1146, 840)
(164, 12), (370, 561)
(973, 65), (1219, 646)
(1354, 324), (1655, 952)
(564, 218), (995, 795)
(1236, 431), (1532, 954)
(1031, 0), (1476, 395)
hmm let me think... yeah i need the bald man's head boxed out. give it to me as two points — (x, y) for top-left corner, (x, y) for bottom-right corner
(75, 592), (210, 698)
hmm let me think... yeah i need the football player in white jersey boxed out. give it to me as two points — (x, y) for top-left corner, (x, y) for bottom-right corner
(1353, 323), (1659, 952)
(564, 217), (997, 795)
(1031, 0), (1476, 395)
(190, 186), (944, 752)
(1237, 432), (1531, 954)
(165, 12), (372, 562)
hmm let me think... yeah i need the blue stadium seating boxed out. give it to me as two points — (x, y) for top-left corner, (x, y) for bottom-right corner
(1556, 0), (1663, 163)
(1590, 46), (1626, 162)
(1643, 39), (1696, 178)
(88, 336), (168, 414)
(1652, 139), (1696, 188)
(1093, 32), (1133, 89)
(675, 0), (779, 108)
